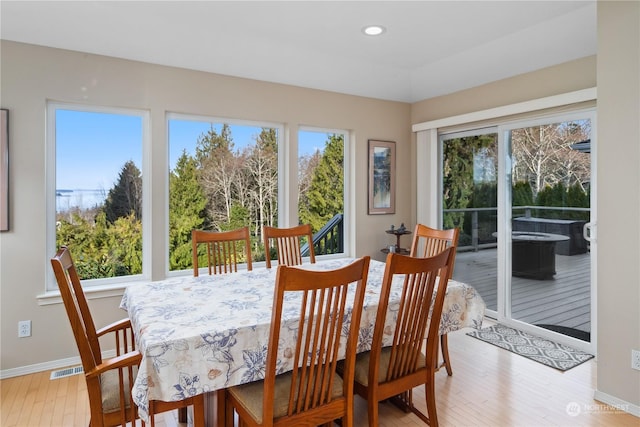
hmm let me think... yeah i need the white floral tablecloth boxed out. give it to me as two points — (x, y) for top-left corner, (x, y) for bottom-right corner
(120, 258), (485, 421)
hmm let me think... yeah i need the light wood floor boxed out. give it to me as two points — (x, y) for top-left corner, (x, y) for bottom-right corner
(2, 322), (637, 427)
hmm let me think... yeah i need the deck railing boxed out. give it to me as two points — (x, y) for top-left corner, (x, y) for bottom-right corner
(445, 206), (590, 252)
(301, 213), (344, 256)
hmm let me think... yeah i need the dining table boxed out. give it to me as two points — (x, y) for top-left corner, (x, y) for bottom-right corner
(120, 257), (486, 425)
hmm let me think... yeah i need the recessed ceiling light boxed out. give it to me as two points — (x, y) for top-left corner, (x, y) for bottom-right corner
(362, 25), (386, 36)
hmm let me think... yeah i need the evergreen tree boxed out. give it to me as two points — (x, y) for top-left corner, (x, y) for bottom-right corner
(442, 135), (497, 231)
(107, 213), (142, 275)
(169, 151), (208, 270)
(257, 127), (277, 151)
(56, 209), (140, 279)
(227, 202), (250, 231)
(195, 124), (234, 163)
(103, 160), (142, 223)
(566, 183), (590, 220)
(512, 181), (534, 207)
(300, 134), (344, 232)
(535, 183), (566, 218)
(298, 150), (322, 230)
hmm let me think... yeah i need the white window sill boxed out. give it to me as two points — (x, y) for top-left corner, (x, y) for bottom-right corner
(38, 256), (347, 306)
(37, 282), (138, 306)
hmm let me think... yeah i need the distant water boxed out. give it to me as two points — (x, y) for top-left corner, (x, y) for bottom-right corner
(56, 189), (107, 211)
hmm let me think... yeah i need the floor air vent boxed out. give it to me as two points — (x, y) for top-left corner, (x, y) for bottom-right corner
(50, 365), (84, 380)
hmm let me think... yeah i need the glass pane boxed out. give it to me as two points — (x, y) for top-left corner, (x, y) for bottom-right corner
(509, 119), (591, 341)
(442, 132), (498, 311)
(56, 109), (143, 279)
(168, 119), (278, 270)
(298, 131), (344, 255)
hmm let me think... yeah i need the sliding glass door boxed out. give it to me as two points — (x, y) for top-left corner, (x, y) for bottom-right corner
(441, 128), (499, 312)
(503, 112), (594, 350)
(440, 109), (595, 353)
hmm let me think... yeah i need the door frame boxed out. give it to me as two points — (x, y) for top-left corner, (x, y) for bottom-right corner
(413, 88), (597, 355)
(496, 109), (596, 355)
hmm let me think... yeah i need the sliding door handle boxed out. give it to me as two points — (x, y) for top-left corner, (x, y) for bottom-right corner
(583, 222), (596, 243)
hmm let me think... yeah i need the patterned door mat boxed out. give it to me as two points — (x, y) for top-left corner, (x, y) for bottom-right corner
(467, 324), (594, 371)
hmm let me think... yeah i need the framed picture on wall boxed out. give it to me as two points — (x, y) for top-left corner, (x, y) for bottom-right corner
(368, 139), (395, 215)
(1, 109), (8, 231)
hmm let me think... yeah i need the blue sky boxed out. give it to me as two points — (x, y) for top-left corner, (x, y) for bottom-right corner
(56, 110), (143, 191)
(56, 110), (331, 190)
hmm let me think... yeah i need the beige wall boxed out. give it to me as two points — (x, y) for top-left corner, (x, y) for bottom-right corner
(410, 55), (597, 124)
(0, 40), (410, 371)
(1, 1), (639, 412)
(595, 0), (640, 409)
(407, 1), (640, 411)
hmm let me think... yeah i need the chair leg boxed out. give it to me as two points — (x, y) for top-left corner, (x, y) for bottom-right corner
(149, 402), (155, 427)
(178, 407), (188, 423)
(367, 397), (379, 427)
(424, 374), (439, 427)
(225, 393), (234, 427)
(213, 390), (226, 427)
(192, 394), (206, 427)
(441, 334), (453, 376)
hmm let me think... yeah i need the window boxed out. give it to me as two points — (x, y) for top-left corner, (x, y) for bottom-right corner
(168, 115), (281, 271)
(46, 106), (351, 292)
(47, 103), (149, 291)
(298, 128), (347, 257)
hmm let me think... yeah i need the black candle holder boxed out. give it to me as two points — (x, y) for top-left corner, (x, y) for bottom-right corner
(382, 225), (411, 255)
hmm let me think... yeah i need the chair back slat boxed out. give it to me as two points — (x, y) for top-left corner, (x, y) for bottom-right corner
(263, 224), (316, 268)
(409, 224), (459, 280)
(262, 256), (369, 424)
(371, 249), (452, 387)
(191, 227), (252, 277)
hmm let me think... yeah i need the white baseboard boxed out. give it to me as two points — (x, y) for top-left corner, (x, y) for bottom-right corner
(0, 350), (117, 380)
(0, 356), (81, 379)
(594, 390), (640, 418)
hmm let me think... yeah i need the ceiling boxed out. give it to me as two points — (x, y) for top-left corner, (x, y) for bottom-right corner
(0, 1), (596, 103)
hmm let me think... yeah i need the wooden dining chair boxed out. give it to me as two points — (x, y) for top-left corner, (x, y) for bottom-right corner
(409, 224), (460, 376)
(192, 226), (252, 276)
(225, 256), (370, 427)
(263, 224), (316, 268)
(351, 250), (453, 427)
(410, 224), (460, 273)
(51, 246), (205, 427)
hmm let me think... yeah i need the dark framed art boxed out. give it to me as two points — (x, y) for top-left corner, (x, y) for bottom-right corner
(368, 139), (395, 215)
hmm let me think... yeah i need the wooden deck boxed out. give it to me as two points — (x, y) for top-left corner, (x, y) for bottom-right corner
(452, 247), (591, 337)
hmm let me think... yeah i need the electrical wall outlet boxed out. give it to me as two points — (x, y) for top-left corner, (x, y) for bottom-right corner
(18, 320), (31, 338)
(632, 349), (640, 371)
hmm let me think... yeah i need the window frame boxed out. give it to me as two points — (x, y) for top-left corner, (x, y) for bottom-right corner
(414, 88), (596, 354)
(45, 102), (151, 293)
(41, 106), (353, 301)
(165, 112), (285, 276)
